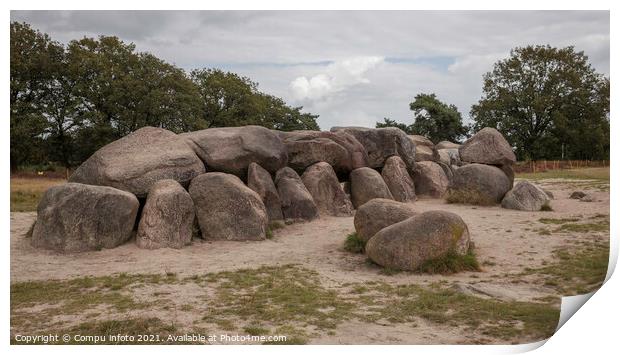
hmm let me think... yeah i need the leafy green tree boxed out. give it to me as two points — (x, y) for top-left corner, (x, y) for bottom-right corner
(470, 45), (609, 160)
(190, 68), (319, 131)
(375, 118), (411, 133)
(409, 93), (469, 143)
(10, 22), (64, 169)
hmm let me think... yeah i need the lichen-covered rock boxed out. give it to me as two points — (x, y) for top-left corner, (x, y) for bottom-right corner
(69, 127), (205, 198)
(247, 162), (284, 221)
(459, 127), (516, 166)
(447, 163), (511, 205)
(136, 179), (194, 249)
(349, 167), (394, 208)
(366, 211), (471, 271)
(501, 181), (550, 211)
(409, 135), (438, 162)
(301, 162), (353, 217)
(181, 125), (287, 178)
(412, 161), (449, 198)
(331, 127), (416, 172)
(275, 167), (319, 221)
(31, 183), (139, 253)
(189, 173), (268, 241)
(279, 130), (368, 175)
(570, 191), (586, 199)
(354, 198), (417, 243)
(381, 156), (416, 202)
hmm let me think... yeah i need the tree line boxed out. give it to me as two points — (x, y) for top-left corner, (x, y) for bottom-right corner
(10, 22), (319, 170)
(377, 45), (610, 161)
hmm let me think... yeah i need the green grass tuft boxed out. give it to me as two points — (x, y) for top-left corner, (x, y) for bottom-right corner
(343, 232), (365, 253)
(417, 248), (481, 274)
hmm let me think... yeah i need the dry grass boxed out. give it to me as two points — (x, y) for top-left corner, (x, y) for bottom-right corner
(516, 167), (609, 181)
(10, 177), (66, 212)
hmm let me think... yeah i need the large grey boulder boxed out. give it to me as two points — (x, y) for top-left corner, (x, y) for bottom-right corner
(349, 167), (394, 208)
(247, 162), (284, 222)
(459, 127), (516, 166)
(69, 127), (205, 198)
(301, 162), (353, 216)
(181, 125), (287, 178)
(501, 181), (550, 211)
(381, 156), (416, 202)
(275, 167), (319, 221)
(447, 163), (511, 205)
(189, 173), (268, 241)
(331, 127), (416, 172)
(279, 130), (368, 175)
(366, 211), (471, 271)
(354, 198), (417, 243)
(436, 141), (461, 150)
(412, 161), (449, 198)
(31, 183), (139, 253)
(409, 135), (438, 162)
(136, 180), (195, 249)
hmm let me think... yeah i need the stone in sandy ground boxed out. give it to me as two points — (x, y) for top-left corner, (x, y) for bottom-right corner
(349, 167), (394, 208)
(448, 163), (511, 204)
(435, 140), (461, 150)
(31, 183), (139, 253)
(247, 162), (284, 222)
(331, 127), (416, 172)
(570, 191), (586, 199)
(501, 181), (550, 211)
(381, 156), (416, 202)
(579, 194), (597, 202)
(366, 210), (471, 271)
(409, 135), (439, 162)
(459, 127), (516, 166)
(279, 130), (368, 175)
(137, 179), (195, 249)
(189, 173), (268, 241)
(275, 167), (319, 221)
(301, 162), (353, 217)
(181, 125), (287, 178)
(543, 189), (554, 199)
(412, 161), (449, 198)
(354, 198), (418, 243)
(70, 127), (205, 198)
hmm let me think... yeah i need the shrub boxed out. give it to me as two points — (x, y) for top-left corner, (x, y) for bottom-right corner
(343, 232), (365, 253)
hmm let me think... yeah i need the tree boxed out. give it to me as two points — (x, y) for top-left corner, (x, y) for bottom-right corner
(409, 93), (469, 143)
(470, 45), (610, 160)
(10, 22), (64, 169)
(190, 68), (319, 131)
(376, 118), (411, 133)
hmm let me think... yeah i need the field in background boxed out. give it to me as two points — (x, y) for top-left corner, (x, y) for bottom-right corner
(515, 167), (610, 181)
(10, 177), (66, 212)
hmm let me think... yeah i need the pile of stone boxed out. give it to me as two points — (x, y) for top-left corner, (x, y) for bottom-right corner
(30, 124), (526, 254)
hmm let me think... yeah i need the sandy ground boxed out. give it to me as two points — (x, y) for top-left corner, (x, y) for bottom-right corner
(9, 179), (610, 344)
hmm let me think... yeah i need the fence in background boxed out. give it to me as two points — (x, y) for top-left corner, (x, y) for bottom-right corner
(513, 160), (610, 173)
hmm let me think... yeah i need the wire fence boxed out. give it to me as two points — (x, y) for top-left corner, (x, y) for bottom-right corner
(513, 160), (610, 173)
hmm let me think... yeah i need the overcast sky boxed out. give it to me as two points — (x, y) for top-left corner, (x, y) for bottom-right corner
(11, 10), (610, 130)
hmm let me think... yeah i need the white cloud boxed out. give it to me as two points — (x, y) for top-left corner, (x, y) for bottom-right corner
(289, 56), (384, 102)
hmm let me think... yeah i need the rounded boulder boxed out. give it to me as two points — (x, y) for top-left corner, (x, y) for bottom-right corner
(381, 156), (416, 202)
(349, 167), (394, 208)
(354, 198), (417, 243)
(447, 163), (511, 205)
(301, 162), (353, 217)
(501, 181), (550, 211)
(275, 167), (319, 221)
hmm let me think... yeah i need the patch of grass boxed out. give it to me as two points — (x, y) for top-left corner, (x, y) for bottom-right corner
(445, 188), (496, 206)
(343, 232), (365, 253)
(378, 267), (401, 276)
(199, 265), (357, 331)
(269, 220), (285, 230)
(417, 248), (481, 274)
(540, 202), (553, 211)
(553, 220), (609, 233)
(243, 325), (270, 336)
(266, 228), (274, 239)
(61, 317), (181, 344)
(539, 218), (580, 225)
(523, 241), (609, 295)
(362, 282), (559, 341)
(516, 167), (609, 181)
(10, 177), (66, 212)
